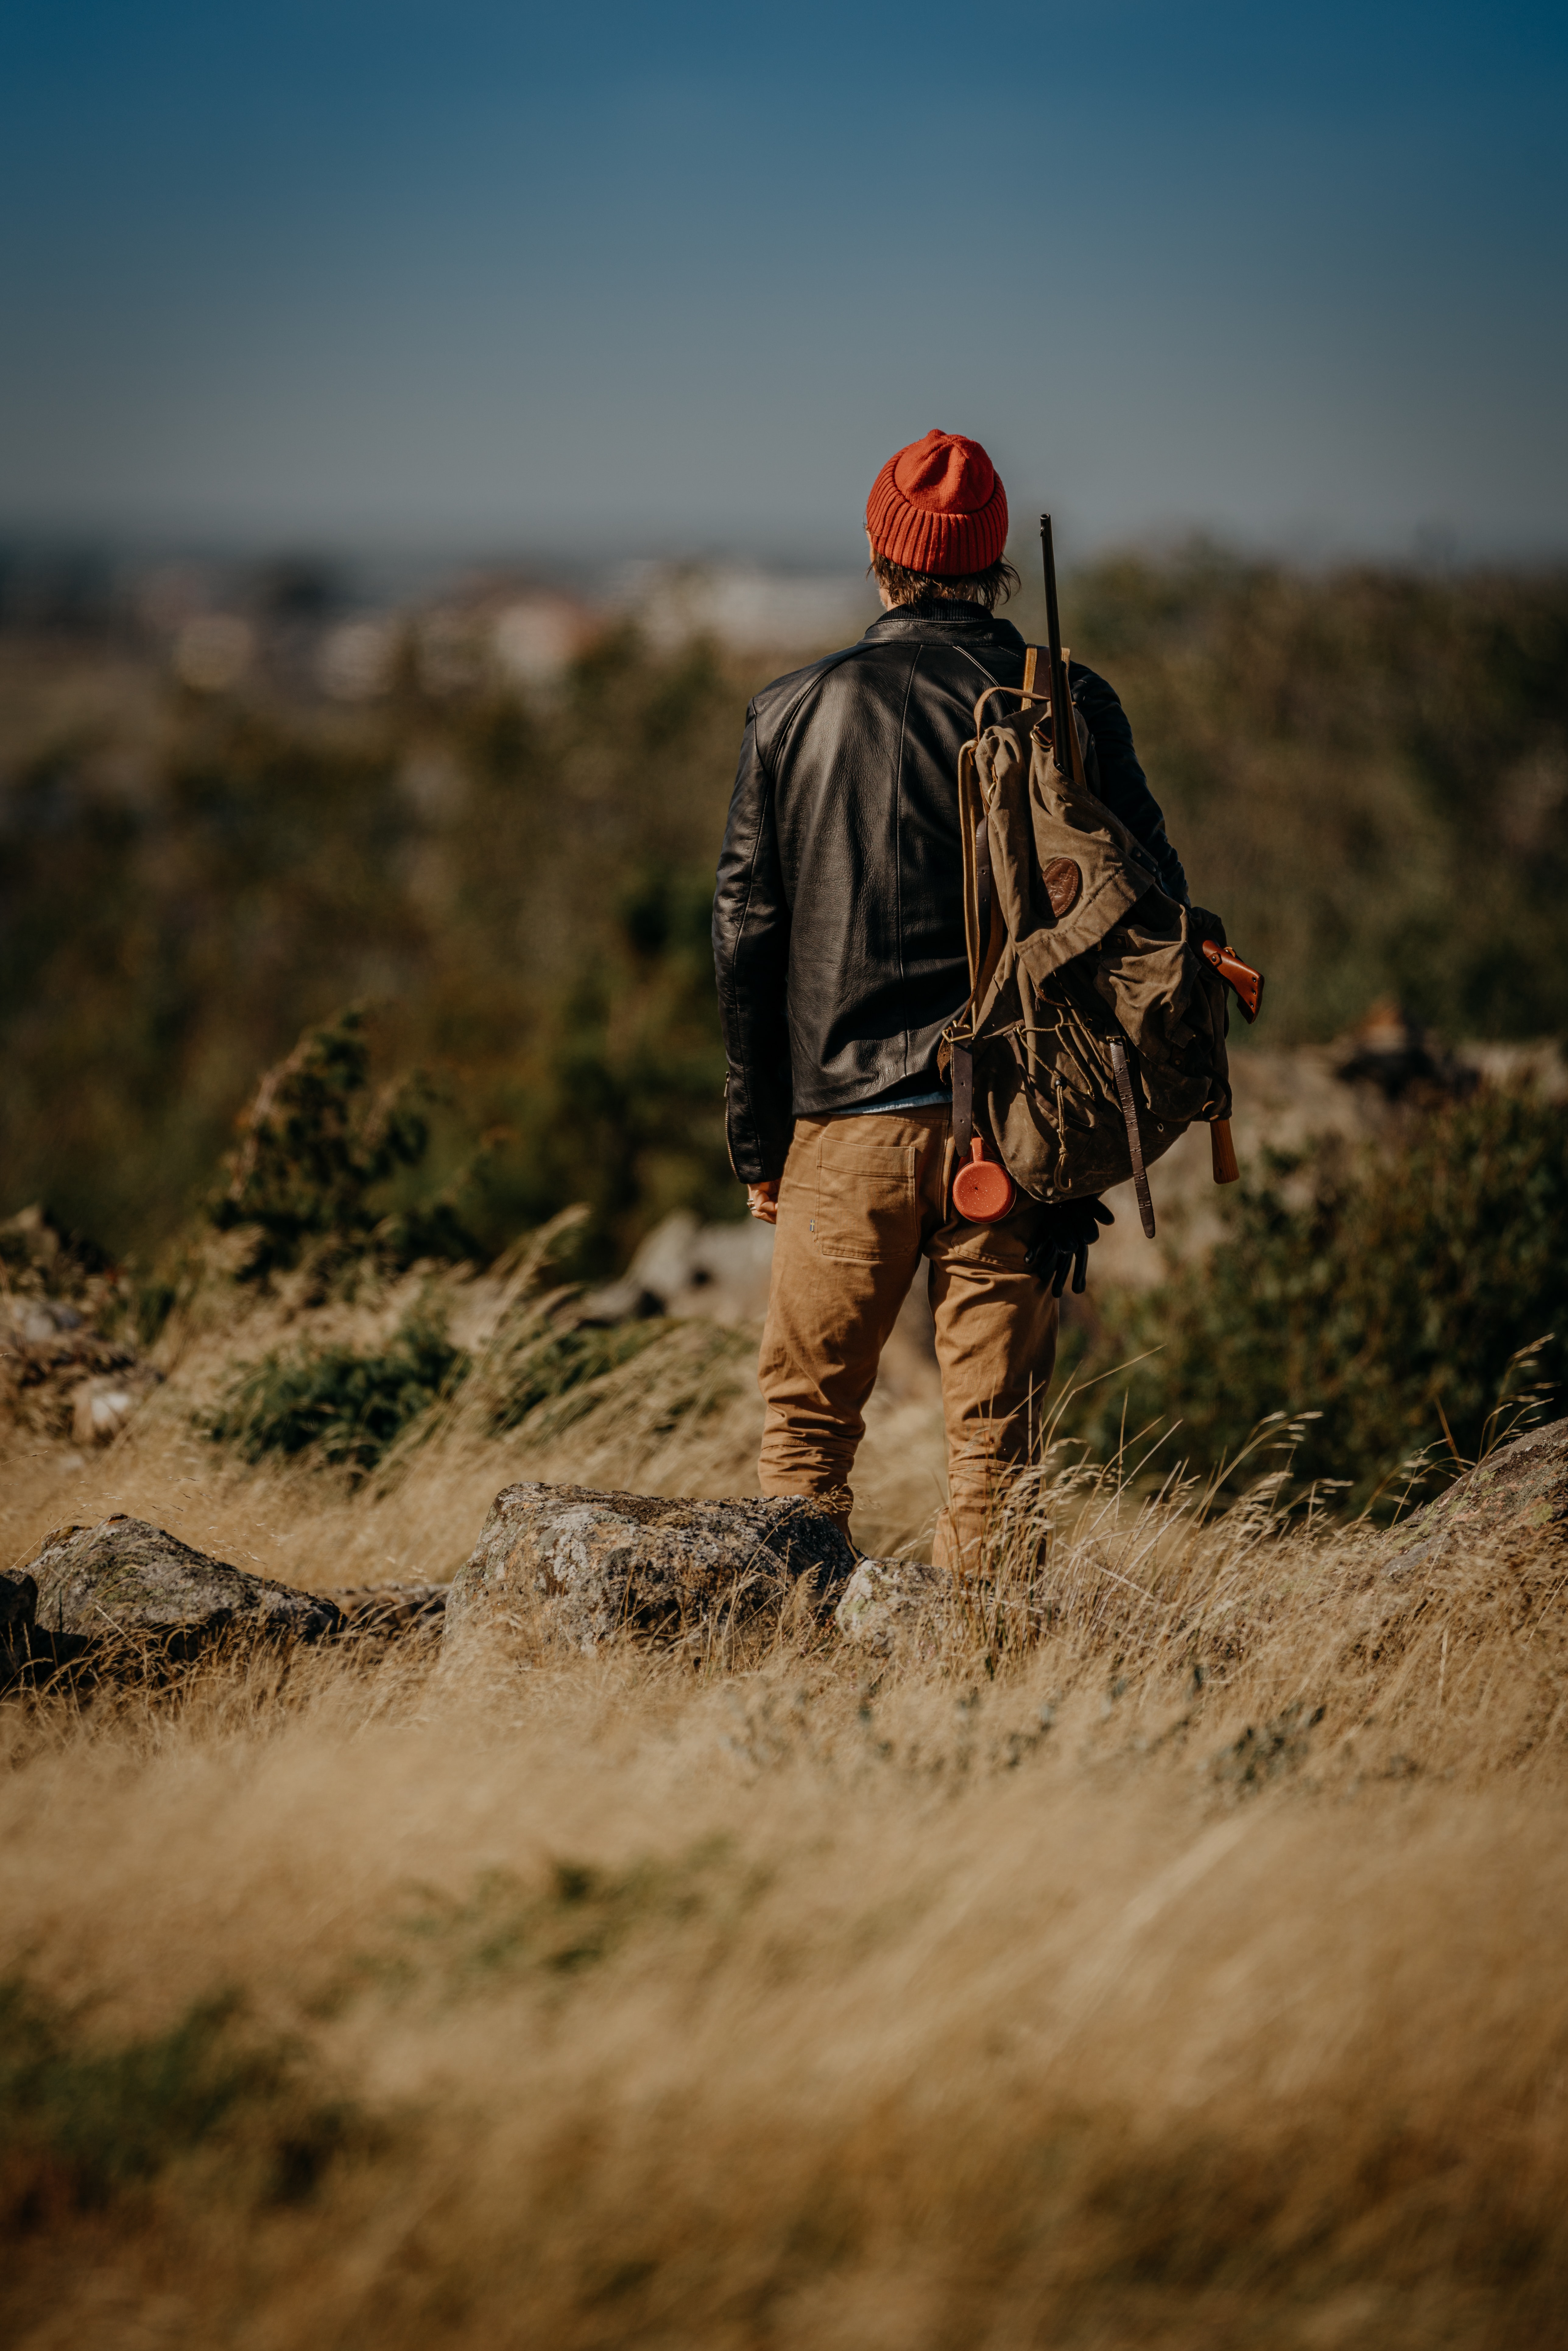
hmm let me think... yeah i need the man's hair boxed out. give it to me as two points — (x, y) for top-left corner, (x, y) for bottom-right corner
(868, 551), (1020, 612)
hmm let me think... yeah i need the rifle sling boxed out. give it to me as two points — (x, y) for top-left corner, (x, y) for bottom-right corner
(1109, 1038), (1157, 1239)
(952, 809), (993, 1164)
(951, 1038), (974, 1159)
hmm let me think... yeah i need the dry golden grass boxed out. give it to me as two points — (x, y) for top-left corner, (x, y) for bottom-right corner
(4, 1316), (1568, 2349)
(0, 1246), (948, 1593)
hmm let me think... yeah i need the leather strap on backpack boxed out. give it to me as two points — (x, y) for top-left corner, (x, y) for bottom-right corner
(951, 1036), (974, 1159)
(1109, 1037), (1158, 1239)
(950, 807), (993, 1161)
(974, 808), (993, 977)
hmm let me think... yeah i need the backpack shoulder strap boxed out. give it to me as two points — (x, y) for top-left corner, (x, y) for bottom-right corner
(1020, 645), (1070, 696)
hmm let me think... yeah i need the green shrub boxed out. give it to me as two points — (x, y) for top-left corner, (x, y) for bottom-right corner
(201, 1283), (678, 1475)
(203, 1309), (470, 1477)
(481, 1317), (674, 1433)
(210, 1006), (490, 1285)
(0, 1976), (360, 2213)
(369, 1842), (745, 1997)
(1065, 1087), (1568, 1513)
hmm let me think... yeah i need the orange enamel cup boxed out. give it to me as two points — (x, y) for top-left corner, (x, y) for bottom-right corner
(952, 1138), (1015, 1223)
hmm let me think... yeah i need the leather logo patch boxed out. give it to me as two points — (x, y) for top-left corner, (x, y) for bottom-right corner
(1043, 858), (1082, 919)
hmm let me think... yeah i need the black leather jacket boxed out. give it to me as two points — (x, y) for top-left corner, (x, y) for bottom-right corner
(713, 598), (1188, 1184)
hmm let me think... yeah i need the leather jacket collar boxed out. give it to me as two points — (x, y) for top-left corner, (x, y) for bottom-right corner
(862, 598), (1027, 653)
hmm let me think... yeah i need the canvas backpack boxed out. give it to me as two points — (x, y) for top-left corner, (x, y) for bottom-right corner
(940, 664), (1232, 1234)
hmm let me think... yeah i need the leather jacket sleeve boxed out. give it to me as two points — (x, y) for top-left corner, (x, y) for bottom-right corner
(1074, 664), (1190, 907)
(713, 707), (795, 1183)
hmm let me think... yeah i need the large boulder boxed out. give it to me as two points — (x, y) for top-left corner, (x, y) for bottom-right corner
(444, 1483), (856, 1656)
(1383, 1415), (1568, 1578)
(18, 1515), (345, 1669)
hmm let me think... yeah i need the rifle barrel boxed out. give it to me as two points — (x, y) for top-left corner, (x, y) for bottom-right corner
(1040, 513), (1075, 779)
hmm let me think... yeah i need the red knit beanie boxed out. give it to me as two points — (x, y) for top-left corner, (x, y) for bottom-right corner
(865, 427), (1008, 576)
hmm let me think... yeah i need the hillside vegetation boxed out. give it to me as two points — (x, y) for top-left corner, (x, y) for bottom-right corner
(3, 551), (1566, 1271)
(1060, 1083), (1568, 1511)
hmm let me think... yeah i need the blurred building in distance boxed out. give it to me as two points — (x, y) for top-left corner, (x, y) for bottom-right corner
(621, 562), (876, 655)
(0, 534), (879, 716)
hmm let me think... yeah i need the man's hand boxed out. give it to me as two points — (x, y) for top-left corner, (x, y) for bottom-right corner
(1189, 905), (1228, 949)
(1027, 1199), (1114, 1296)
(747, 1181), (780, 1225)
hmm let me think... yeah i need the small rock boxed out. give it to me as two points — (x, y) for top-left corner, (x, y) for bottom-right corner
(444, 1483), (855, 1656)
(69, 1366), (163, 1447)
(834, 1556), (950, 1652)
(11, 1299), (84, 1342)
(1383, 1416), (1568, 1578)
(19, 1516), (345, 1669)
(1, 1312), (146, 1442)
(578, 1209), (776, 1327)
(77, 1386), (136, 1444)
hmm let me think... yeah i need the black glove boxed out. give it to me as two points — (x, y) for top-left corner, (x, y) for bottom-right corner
(1189, 905), (1228, 949)
(1026, 1199), (1115, 1297)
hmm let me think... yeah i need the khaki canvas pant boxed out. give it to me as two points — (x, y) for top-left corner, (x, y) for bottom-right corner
(757, 1110), (1059, 1573)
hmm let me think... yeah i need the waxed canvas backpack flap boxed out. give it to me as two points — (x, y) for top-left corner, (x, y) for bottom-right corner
(990, 708), (1157, 1007)
(1090, 893), (1231, 1126)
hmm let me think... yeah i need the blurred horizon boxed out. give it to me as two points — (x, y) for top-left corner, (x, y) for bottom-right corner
(3, 0), (1565, 564)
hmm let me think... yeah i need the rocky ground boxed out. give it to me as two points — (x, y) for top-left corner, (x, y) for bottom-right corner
(7, 1419), (1563, 1694)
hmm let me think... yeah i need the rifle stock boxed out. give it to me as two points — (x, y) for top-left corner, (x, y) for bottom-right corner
(1200, 945), (1263, 1184)
(1200, 937), (1265, 1023)
(1210, 1117), (1240, 1184)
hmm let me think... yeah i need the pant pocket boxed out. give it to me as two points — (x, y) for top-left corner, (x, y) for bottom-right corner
(937, 1186), (1057, 1277)
(811, 1130), (915, 1263)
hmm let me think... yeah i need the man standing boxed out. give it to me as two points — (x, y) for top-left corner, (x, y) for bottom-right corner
(712, 428), (1189, 1571)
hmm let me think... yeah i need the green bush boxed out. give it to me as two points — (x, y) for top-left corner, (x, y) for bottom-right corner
(210, 1006), (491, 1285)
(481, 1317), (674, 1433)
(372, 1842), (744, 1995)
(201, 1286), (676, 1475)
(1064, 1087), (1568, 1513)
(203, 1310), (470, 1477)
(508, 863), (733, 1276)
(0, 1976), (359, 2213)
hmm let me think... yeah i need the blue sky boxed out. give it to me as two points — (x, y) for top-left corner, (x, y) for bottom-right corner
(2, 0), (1564, 561)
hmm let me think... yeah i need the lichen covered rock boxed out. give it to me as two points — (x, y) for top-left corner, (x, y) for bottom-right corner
(444, 1483), (855, 1655)
(834, 1556), (950, 1652)
(21, 1515), (345, 1664)
(1383, 1416), (1568, 1579)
